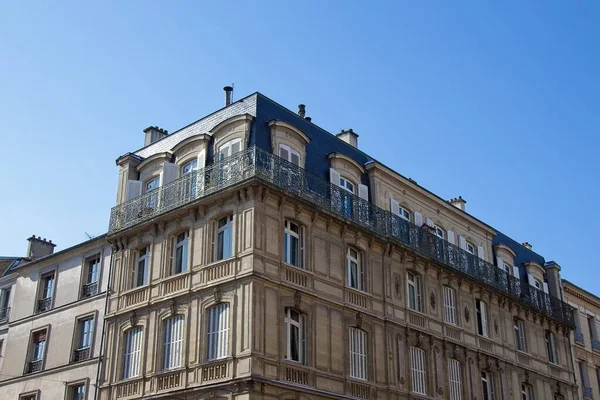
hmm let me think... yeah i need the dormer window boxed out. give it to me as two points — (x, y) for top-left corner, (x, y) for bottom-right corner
(145, 177), (159, 193)
(466, 242), (475, 255)
(279, 144), (300, 166)
(145, 177), (160, 209)
(339, 177), (355, 194)
(398, 206), (410, 222)
(218, 139), (242, 160)
(502, 262), (512, 275)
(434, 226), (445, 239)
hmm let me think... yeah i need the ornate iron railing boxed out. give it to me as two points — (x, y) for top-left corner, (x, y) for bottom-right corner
(584, 386), (594, 399)
(27, 359), (43, 374)
(108, 147), (574, 327)
(0, 307), (9, 323)
(576, 331), (585, 344)
(73, 347), (91, 362)
(81, 281), (99, 298)
(37, 297), (52, 313)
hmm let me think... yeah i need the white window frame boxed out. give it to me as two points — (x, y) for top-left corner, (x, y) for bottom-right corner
(481, 371), (495, 400)
(279, 144), (300, 166)
(215, 215), (233, 261)
(284, 308), (306, 364)
(133, 247), (149, 288)
(67, 383), (86, 400)
(514, 318), (527, 352)
(407, 272), (422, 312)
(546, 330), (559, 364)
(476, 299), (488, 337)
(31, 330), (47, 362)
(397, 205), (411, 221)
(77, 316), (94, 350)
(182, 159), (197, 175)
(434, 225), (445, 239)
(339, 177), (355, 193)
(207, 303), (229, 360)
(172, 232), (189, 274)
(410, 346), (427, 395)
(40, 272), (55, 300)
(284, 220), (304, 268)
(218, 138), (242, 160)
(346, 247), (364, 291)
(448, 358), (462, 400)
(444, 286), (457, 325)
(122, 327), (143, 379)
(85, 255), (101, 285)
(144, 176), (160, 209)
(502, 262), (512, 275)
(466, 242), (475, 255)
(163, 315), (184, 370)
(521, 383), (534, 400)
(533, 278), (542, 290)
(349, 328), (367, 380)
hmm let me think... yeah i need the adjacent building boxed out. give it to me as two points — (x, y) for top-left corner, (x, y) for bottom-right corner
(0, 234), (111, 400)
(563, 279), (600, 399)
(98, 89), (576, 400)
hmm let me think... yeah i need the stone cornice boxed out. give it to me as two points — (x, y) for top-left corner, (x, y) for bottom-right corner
(564, 284), (600, 309)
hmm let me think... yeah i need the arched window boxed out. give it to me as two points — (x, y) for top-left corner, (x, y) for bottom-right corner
(481, 371), (495, 400)
(521, 383), (534, 400)
(207, 303), (229, 360)
(123, 327), (143, 379)
(443, 286), (457, 325)
(163, 315), (184, 370)
(410, 346), (427, 395)
(447, 358), (462, 400)
(284, 308), (306, 364)
(346, 247), (364, 291)
(349, 327), (367, 380)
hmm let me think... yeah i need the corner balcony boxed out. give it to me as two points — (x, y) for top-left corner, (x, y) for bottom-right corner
(108, 147), (574, 328)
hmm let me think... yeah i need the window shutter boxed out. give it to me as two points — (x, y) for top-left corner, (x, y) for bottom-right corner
(425, 218), (434, 227)
(390, 199), (400, 215)
(527, 273), (536, 287)
(160, 162), (178, 186)
(414, 212), (423, 227)
(458, 236), (466, 250)
(481, 302), (488, 337)
(447, 231), (455, 245)
(543, 282), (549, 294)
(477, 246), (485, 261)
(126, 180), (142, 201)
(496, 256), (504, 270)
(513, 266), (520, 279)
(197, 149), (206, 168)
(358, 184), (369, 201)
(329, 168), (341, 186)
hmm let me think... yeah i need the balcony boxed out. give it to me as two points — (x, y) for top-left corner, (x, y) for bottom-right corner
(81, 281), (99, 298)
(592, 338), (600, 352)
(37, 297), (52, 313)
(0, 307), (10, 324)
(73, 347), (91, 362)
(584, 386), (593, 399)
(27, 359), (43, 374)
(108, 147), (575, 327)
(576, 331), (585, 344)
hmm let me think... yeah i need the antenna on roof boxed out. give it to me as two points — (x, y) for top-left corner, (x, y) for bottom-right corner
(85, 232), (95, 240)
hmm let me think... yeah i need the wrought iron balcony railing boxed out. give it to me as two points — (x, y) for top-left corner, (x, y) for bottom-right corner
(584, 386), (594, 399)
(73, 347), (91, 362)
(37, 297), (52, 313)
(0, 306), (9, 324)
(81, 281), (99, 298)
(576, 331), (585, 344)
(27, 359), (43, 374)
(592, 338), (600, 352)
(108, 147), (575, 327)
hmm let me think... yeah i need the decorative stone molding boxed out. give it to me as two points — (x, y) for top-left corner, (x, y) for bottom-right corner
(213, 286), (222, 303)
(430, 291), (436, 310)
(294, 291), (302, 308)
(464, 306), (470, 322)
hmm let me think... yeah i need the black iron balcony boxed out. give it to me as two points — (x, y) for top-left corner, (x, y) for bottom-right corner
(576, 331), (585, 344)
(73, 347), (91, 362)
(0, 307), (9, 323)
(37, 297), (52, 313)
(27, 359), (43, 374)
(108, 147), (575, 327)
(592, 338), (600, 352)
(584, 386), (593, 399)
(81, 281), (99, 298)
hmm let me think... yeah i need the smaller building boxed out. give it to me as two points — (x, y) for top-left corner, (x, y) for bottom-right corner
(0, 234), (111, 400)
(563, 279), (600, 400)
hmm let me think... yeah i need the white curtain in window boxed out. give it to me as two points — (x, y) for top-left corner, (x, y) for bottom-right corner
(410, 346), (427, 395)
(448, 358), (462, 400)
(123, 327), (143, 379)
(349, 328), (367, 379)
(163, 315), (184, 370)
(207, 303), (229, 360)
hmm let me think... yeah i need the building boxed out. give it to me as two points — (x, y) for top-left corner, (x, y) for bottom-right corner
(563, 279), (600, 399)
(97, 88), (576, 400)
(0, 234), (111, 400)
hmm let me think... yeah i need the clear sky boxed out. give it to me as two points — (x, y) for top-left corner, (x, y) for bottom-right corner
(1, 2), (598, 291)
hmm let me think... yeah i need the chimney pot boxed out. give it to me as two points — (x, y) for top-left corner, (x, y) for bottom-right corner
(305, 117), (312, 122)
(143, 126), (169, 146)
(224, 86), (233, 106)
(298, 104), (306, 118)
(336, 128), (359, 148)
(449, 196), (467, 211)
(27, 235), (56, 259)
(522, 242), (532, 250)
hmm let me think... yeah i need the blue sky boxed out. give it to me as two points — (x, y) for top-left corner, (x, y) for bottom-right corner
(1, 2), (598, 291)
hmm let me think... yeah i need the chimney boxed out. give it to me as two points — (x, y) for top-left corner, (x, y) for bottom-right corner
(305, 117), (312, 123)
(224, 86), (233, 106)
(522, 242), (532, 250)
(448, 196), (467, 211)
(27, 235), (56, 259)
(336, 128), (359, 148)
(298, 104), (306, 118)
(544, 261), (562, 299)
(143, 126), (168, 146)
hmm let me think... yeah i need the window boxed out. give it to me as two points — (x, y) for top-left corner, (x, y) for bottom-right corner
(546, 330), (559, 364)
(207, 303), (229, 360)
(182, 159), (198, 175)
(346, 247), (364, 291)
(434, 226), (445, 239)
(514, 318), (527, 352)
(28, 329), (47, 373)
(163, 315), (184, 370)
(82, 255), (100, 298)
(215, 215), (233, 261)
(521, 383), (534, 400)
(123, 327), (143, 379)
(0, 287), (10, 322)
(133, 247), (149, 288)
(73, 316), (94, 362)
(407, 272), (422, 312)
(284, 220), (304, 268)
(218, 139), (242, 160)
(67, 383), (86, 400)
(466, 242), (475, 255)
(37, 272), (55, 313)
(502, 262), (512, 275)
(481, 371), (495, 400)
(588, 317), (598, 341)
(533, 278), (542, 290)
(349, 328), (367, 380)
(476, 299), (488, 337)
(339, 177), (355, 193)
(279, 144), (300, 166)
(19, 393), (38, 400)
(284, 308), (306, 364)
(444, 286), (457, 325)
(172, 232), (189, 274)
(397, 205), (410, 221)
(339, 177), (355, 217)
(410, 346), (427, 395)
(448, 358), (462, 400)
(181, 159), (198, 199)
(144, 176), (160, 209)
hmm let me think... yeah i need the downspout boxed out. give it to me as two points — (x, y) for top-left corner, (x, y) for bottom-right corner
(94, 240), (115, 400)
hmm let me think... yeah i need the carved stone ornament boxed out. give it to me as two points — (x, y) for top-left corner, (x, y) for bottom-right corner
(437, 387), (443, 395)
(130, 311), (137, 327)
(464, 306), (470, 322)
(395, 275), (401, 298)
(169, 299), (176, 316)
(430, 291), (436, 310)
(494, 319), (499, 336)
(294, 290), (302, 308)
(399, 377), (405, 385)
(356, 312), (363, 329)
(213, 286), (222, 303)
